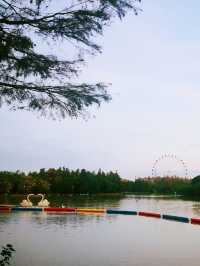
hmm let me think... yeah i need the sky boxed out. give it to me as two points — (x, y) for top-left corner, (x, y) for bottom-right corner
(1, 0), (200, 179)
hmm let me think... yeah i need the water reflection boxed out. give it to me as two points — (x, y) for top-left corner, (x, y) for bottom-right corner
(1, 196), (200, 266)
(192, 203), (200, 216)
(0, 194), (123, 208)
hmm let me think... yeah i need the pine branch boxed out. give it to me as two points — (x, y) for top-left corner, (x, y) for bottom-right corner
(0, 0), (141, 118)
(0, 81), (111, 117)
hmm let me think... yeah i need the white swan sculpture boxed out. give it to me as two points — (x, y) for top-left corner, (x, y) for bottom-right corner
(37, 194), (50, 207)
(20, 194), (34, 207)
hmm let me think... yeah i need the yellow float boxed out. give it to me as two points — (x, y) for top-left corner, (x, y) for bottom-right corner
(76, 208), (105, 213)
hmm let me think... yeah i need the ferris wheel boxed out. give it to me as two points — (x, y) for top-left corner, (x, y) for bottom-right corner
(151, 154), (189, 178)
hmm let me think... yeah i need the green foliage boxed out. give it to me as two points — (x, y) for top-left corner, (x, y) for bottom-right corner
(0, 0), (141, 118)
(0, 244), (15, 266)
(0, 168), (130, 194)
(192, 175), (200, 184)
(132, 177), (191, 195)
(0, 168), (198, 197)
(182, 175), (200, 198)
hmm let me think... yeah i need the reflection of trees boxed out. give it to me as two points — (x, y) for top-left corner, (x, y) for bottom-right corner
(192, 204), (200, 216)
(0, 211), (117, 231)
(30, 212), (118, 228)
(1, 193), (123, 209)
(0, 194), (122, 227)
(0, 213), (12, 226)
(47, 194), (123, 209)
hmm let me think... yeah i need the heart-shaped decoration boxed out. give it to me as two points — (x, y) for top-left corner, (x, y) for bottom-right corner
(20, 194), (49, 207)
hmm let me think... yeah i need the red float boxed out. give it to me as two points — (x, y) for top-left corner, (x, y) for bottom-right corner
(138, 211), (161, 218)
(191, 218), (200, 225)
(0, 207), (10, 212)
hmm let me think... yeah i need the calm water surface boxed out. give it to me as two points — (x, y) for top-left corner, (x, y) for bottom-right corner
(1, 195), (200, 266)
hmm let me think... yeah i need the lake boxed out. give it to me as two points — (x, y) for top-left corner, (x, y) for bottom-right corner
(1, 195), (200, 266)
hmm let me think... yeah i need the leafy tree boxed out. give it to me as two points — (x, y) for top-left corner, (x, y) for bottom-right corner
(0, 0), (140, 118)
(192, 175), (200, 185)
(0, 244), (15, 266)
(0, 168), (197, 196)
(23, 175), (35, 193)
(0, 168), (136, 195)
(0, 173), (12, 193)
(32, 178), (50, 193)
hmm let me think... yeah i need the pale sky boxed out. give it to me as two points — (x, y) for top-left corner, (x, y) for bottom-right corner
(1, 0), (200, 179)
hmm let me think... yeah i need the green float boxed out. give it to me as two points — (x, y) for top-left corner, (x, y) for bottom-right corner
(107, 209), (137, 215)
(11, 207), (43, 211)
(162, 214), (189, 223)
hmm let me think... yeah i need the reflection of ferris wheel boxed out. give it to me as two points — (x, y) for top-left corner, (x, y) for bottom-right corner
(152, 154), (189, 178)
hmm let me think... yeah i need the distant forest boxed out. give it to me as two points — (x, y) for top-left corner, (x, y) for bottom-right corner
(0, 168), (200, 197)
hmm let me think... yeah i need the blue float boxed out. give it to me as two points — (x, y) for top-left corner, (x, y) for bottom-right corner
(162, 214), (189, 223)
(107, 209), (137, 215)
(11, 207), (43, 211)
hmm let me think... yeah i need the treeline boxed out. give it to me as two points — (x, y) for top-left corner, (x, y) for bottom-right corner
(0, 168), (200, 197)
(131, 176), (200, 197)
(0, 168), (132, 194)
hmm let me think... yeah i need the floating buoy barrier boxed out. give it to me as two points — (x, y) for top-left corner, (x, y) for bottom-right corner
(162, 214), (189, 223)
(44, 207), (76, 212)
(11, 207), (43, 211)
(191, 218), (200, 225)
(107, 209), (137, 215)
(138, 211), (161, 218)
(1, 203), (200, 226)
(76, 208), (105, 213)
